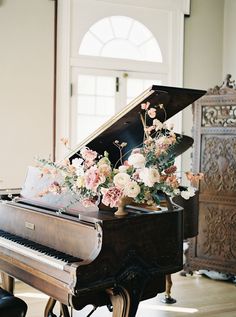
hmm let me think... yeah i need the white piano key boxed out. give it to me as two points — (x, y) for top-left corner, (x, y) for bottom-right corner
(0, 236), (66, 270)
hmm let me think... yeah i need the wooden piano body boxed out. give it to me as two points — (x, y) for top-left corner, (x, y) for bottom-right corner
(0, 85), (205, 317)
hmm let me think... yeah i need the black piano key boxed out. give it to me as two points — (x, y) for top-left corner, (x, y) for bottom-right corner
(0, 230), (82, 264)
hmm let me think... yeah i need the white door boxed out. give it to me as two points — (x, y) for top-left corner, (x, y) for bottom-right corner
(70, 68), (164, 146)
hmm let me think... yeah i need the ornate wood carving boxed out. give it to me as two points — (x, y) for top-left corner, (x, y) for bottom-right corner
(201, 135), (236, 192)
(188, 84), (236, 275)
(198, 204), (236, 260)
(202, 105), (236, 127)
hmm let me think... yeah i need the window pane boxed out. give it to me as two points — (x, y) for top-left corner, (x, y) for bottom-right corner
(77, 96), (95, 115)
(77, 75), (96, 94)
(129, 21), (152, 46)
(79, 31), (102, 56)
(143, 79), (161, 88)
(77, 115), (94, 141)
(140, 38), (163, 62)
(77, 114), (112, 143)
(79, 16), (163, 63)
(90, 18), (114, 43)
(76, 73), (116, 144)
(127, 79), (143, 98)
(127, 78), (162, 103)
(101, 39), (141, 60)
(96, 96), (115, 116)
(96, 76), (115, 96)
(110, 16), (132, 38)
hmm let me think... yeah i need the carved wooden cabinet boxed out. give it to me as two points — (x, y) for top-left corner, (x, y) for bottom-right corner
(188, 87), (236, 274)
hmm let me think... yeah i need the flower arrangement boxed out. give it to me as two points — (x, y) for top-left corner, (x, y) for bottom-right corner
(36, 102), (203, 213)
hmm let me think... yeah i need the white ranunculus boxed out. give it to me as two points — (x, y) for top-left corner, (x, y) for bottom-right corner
(118, 165), (129, 173)
(180, 187), (195, 200)
(113, 172), (131, 189)
(124, 181), (141, 198)
(139, 167), (160, 187)
(72, 158), (84, 176)
(173, 188), (180, 195)
(128, 153), (146, 169)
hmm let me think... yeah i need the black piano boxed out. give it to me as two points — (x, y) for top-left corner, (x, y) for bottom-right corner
(0, 86), (205, 317)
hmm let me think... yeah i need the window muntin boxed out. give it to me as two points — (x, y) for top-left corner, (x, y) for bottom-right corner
(79, 16), (163, 63)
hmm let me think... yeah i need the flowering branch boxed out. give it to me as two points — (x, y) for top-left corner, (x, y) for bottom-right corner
(36, 101), (203, 211)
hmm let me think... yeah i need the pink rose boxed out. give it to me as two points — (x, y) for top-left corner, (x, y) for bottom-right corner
(84, 166), (105, 192)
(80, 147), (97, 164)
(141, 102), (150, 110)
(101, 187), (123, 208)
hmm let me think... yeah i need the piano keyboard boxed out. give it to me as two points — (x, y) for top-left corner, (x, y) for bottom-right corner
(0, 230), (82, 270)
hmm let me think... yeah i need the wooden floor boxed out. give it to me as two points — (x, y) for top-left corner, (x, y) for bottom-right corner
(13, 272), (236, 317)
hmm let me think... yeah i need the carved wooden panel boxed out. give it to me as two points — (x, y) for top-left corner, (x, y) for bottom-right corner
(201, 135), (236, 193)
(188, 87), (236, 275)
(197, 203), (236, 261)
(202, 105), (236, 127)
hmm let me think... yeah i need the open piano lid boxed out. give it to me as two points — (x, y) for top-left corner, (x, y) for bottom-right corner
(19, 85), (205, 215)
(68, 85), (206, 165)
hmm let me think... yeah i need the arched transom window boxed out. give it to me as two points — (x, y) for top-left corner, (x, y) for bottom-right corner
(79, 15), (163, 63)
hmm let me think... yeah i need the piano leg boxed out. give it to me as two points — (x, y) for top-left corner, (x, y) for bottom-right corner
(108, 285), (145, 317)
(1, 272), (15, 294)
(161, 274), (176, 304)
(44, 297), (57, 317)
(44, 297), (71, 317)
(107, 287), (130, 317)
(60, 303), (70, 317)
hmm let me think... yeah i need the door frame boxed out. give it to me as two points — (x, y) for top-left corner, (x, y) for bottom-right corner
(56, 0), (190, 160)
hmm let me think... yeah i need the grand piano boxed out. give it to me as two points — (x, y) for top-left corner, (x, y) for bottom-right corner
(0, 86), (205, 317)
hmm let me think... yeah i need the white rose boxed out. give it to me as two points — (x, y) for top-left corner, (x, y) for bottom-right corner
(188, 187), (195, 197)
(113, 172), (131, 188)
(181, 187), (195, 200)
(128, 153), (146, 169)
(124, 181), (141, 198)
(139, 167), (160, 187)
(72, 158), (83, 168)
(72, 158), (84, 176)
(153, 119), (163, 131)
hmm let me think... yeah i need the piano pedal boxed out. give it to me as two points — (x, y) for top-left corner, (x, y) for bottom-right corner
(107, 303), (113, 312)
(86, 305), (97, 317)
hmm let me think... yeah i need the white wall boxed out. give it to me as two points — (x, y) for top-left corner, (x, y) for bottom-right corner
(184, 0), (224, 90)
(182, 0), (225, 173)
(0, 0), (54, 189)
(223, 0), (236, 78)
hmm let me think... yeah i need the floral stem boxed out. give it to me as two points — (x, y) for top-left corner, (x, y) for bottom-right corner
(140, 113), (149, 139)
